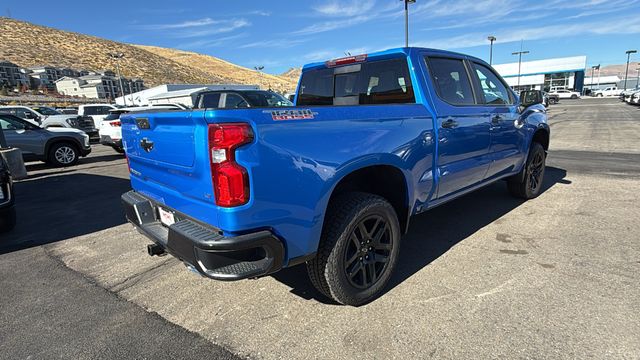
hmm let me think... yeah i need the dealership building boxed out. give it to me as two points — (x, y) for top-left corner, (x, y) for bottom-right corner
(493, 56), (587, 93)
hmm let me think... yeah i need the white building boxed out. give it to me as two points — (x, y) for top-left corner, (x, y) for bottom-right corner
(493, 56), (587, 92)
(116, 84), (259, 106)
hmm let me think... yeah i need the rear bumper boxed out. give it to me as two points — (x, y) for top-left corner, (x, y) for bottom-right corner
(121, 190), (284, 280)
(100, 135), (122, 148)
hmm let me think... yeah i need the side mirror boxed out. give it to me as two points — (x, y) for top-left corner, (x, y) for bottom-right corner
(520, 90), (544, 108)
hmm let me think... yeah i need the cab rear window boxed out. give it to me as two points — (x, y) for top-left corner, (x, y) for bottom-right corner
(297, 58), (415, 106)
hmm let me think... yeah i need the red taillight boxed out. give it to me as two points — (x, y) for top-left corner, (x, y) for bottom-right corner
(208, 123), (253, 207)
(110, 121), (121, 127)
(326, 54), (367, 67)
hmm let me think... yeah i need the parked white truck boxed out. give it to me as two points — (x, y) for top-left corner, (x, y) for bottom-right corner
(594, 87), (621, 97)
(78, 104), (117, 128)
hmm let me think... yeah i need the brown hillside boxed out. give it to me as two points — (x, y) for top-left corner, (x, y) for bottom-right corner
(591, 62), (640, 77)
(280, 67), (302, 82)
(0, 17), (296, 91)
(136, 45), (297, 92)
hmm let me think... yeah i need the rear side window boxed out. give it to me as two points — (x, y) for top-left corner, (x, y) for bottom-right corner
(223, 94), (249, 109)
(199, 93), (221, 108)
(427, 57), (475, 105)
(84, 106), (112, 116)
(472, 63), (513, 105)
(297, 58), (415, 106)
(297, 68), (334, 106)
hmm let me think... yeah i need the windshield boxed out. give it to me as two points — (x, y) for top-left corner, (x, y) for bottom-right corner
(243, 91), (293, 107)
(34, 107), (61, 115)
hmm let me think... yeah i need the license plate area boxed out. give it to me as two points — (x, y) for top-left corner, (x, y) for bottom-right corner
(158, 207), (175, 227)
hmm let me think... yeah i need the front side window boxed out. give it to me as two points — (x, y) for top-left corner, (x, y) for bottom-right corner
(0, 115), (26, 130)
(297, 58), (415, 106)
(427, 57), (475, 105)
(472, 63), (512, 105)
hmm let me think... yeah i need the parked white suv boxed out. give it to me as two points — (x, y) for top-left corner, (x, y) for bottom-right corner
(99, 105), (177, 154)
(78, 104), (117, 129)
(594, 87), (621, 97)
(549, 89), (581, 99)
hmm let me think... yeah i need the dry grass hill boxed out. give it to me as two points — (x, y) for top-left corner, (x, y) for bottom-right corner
(0, 17), (297, 91)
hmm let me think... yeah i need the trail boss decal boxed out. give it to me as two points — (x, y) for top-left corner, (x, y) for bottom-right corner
(265, 109), (317, 121)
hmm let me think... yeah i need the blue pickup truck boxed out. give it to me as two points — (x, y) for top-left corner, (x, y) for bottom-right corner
(121, 47), (549, 306)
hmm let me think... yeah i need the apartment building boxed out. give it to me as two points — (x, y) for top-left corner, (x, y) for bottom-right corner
(0, 61), (28, 88)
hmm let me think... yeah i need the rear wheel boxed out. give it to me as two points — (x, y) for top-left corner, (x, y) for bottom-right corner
(508, 142), (546, 199)
(571, 94), (578, 99)
(0, 206), (16, 233)
(48, 142), (79, 167)
(307, 192), (401, 306)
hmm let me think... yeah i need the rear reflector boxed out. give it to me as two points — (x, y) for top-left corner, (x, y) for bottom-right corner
(208, 123), (253, 207)
(326, 54), (367, 67)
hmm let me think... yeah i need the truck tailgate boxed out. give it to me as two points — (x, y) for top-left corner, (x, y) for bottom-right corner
(121, 110), (218, 224)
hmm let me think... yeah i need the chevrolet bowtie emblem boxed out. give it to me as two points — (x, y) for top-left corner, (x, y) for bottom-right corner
(140, 138), (154, 153)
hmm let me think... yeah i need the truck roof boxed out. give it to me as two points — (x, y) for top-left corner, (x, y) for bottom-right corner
(302, 47), (485, 71)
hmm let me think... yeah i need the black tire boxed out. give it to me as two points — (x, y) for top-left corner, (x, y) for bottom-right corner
(570, 94), (578, 99)
(508, 142), (546, 199)
(114, 146), (125, 154)
(0, 206), (16, 233)
(47, 142), (79, 167)
(307, 192), (401, 306)
(549, 98), (557, 105)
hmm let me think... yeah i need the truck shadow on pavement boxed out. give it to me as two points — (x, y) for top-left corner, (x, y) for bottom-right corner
(273, 166), (569, 304)
(0, 173), (130, 255)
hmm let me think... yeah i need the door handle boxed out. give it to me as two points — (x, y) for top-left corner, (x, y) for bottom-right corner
(441, 118), (458, 129)
(491, 115), (503, 124)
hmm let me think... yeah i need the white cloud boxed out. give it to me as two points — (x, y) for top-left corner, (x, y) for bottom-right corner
(240, 38), (307, 49)
(171, 19), (251, 38)
(249, 10), (272, 17)
(179, 33), (248, 49)
(313, 0), (375, 17)
(412, 15), (640, 50)
(143, 18), (218, 30)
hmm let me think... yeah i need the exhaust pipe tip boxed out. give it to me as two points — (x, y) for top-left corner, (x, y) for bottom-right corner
(147, 243), (166, 257)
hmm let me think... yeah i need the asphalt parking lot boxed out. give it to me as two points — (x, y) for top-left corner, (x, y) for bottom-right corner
(1, 98), (639, 359)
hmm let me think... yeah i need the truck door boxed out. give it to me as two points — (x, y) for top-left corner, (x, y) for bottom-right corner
(469, 62), (526, 179)
(424, 56), (491, 198)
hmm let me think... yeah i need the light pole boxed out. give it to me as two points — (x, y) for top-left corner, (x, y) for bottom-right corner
(487, 36), (496, 65)
(636, 67), (640, 88)
(108, 52), (127, 106)
(254, 66), (264, 89)
(623, 50), (637, 90)
(512, 50), (529, 89)
(401, 0), (416, 47)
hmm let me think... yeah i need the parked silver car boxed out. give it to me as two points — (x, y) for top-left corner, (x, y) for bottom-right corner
(0, 106), (98, 142)
(0, 114), (91, 167)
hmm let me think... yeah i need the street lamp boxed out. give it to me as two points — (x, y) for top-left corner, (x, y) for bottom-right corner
(108, 52), (127, 106)
(400, 0), (416, 47)
(487, 36), (496, 65)
(254, 66), (264, 89)
(636, 67), (640, 88)
(512, 50), (529, 89)
(623, 49), (637, 90)
(590, 64), (600, 92)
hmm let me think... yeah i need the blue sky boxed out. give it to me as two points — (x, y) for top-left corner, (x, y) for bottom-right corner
(6, 0), (640, 74)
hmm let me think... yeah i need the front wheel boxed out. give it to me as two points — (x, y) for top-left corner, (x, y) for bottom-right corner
(549, 98), (557, 105)
(508, 142), (546, 199)
(48, 142), (79, 167)
(307, 193), (401, 306)
(570, 94), (578, 99)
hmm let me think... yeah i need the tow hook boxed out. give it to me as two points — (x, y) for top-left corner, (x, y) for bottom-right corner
(147, 243), (166, 257)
